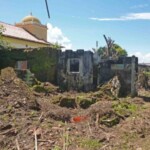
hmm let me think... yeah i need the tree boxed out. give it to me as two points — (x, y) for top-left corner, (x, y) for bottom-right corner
(112, 44), (127, 57)
(0, 25), (11, 50)
(0, 25), (4, 49)
(51, 42), (62, 50)
(97, 44), (127, 59)
(103, 35), (114, 57)
(97, 35), (128, 59)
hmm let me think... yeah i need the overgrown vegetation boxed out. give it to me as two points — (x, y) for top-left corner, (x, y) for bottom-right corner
(0, 25), (5, 49)
(0, 25), (11, 50)
(113, 101), (138, 117)
(0, 67), (150, 150)
(143, 71), (150, 77)
(78, 138), (102, 150)
(138, 71), (150, 89)
(96, 35), (128, 59)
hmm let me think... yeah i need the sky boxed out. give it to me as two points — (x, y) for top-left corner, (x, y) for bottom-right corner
(0, 0), (150, 63)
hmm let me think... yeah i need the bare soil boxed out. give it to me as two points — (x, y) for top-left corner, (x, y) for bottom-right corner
(0, 67), (150, 150)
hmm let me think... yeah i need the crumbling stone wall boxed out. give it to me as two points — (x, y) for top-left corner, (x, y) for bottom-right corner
(96, 60), (115, 86)
(96, 56), (138, 97)
(57, 50), (93, 91)
(0, 47), (60, 84)
(0, 47), (138, 95)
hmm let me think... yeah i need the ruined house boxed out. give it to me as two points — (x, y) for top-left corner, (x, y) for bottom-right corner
(56, 49), (138, 96)
(0, 47), (138, 96)
(57, 49), (93, 92)
(96, 56), (138, 96)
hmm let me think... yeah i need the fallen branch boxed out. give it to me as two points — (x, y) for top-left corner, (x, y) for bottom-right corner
(15, 138), (20, 150)
(95, 113), (99, 128)
(0, 128), (16, 135)
(34, 130), (38, 150)
(38, 112), (43, 122)
(88, 122), (92, 137)
(38, 139), (54, 143)
(100, 144), (109, 150)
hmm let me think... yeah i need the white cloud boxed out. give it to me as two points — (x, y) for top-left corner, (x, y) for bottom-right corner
(130, 4), (149, 9)
(90, 13), (150, 21)
(129, 52), (150, 63)
(47, 23), (72, 49)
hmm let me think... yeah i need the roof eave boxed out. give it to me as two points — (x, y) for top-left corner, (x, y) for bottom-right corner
(2, 34), (51, 45)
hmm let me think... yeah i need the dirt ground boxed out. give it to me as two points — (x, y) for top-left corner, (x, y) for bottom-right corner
(0, 67), (150, 150)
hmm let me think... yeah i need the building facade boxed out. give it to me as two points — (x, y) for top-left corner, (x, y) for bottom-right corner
(0, 14), (51, 49)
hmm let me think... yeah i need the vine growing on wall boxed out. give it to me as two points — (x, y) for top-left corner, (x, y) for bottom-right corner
(0, 25), (11, 50)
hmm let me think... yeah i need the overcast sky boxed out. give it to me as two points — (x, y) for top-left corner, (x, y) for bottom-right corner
(0, 0), (150, 62)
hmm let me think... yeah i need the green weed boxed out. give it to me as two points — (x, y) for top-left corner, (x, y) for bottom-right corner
(52, 145), (61, 150)
(113, 101), (138, 117)
(79, 138), (102, 150)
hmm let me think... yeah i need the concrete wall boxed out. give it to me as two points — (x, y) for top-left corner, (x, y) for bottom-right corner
(57, 50), (93, 91)
(96, 56), (138, 96)
(0, 46), (138, 95)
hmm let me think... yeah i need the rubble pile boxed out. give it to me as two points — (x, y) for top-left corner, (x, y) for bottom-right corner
(0, 67), (41, 149)
(0, 67), (150, 150)
(0, 67), (40, 110)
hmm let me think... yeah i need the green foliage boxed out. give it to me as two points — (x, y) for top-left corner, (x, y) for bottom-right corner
(32, 85), (48, 93)
(0, 25), (5, 37)
(138, 71), (149, 89)
(113, 101), (138, 117)
(0, 25), (5, 49)
(100, 114), (120, 127)
(62, 130), (70, 149)
(77, 96), (96, 109)
(24, 69), (34, 86)
(143, 71), (150, 77)
(52, 146), (61, 150)
(29, 48), (58, 82)
(97, 46), (105, 55)
(79, 138), (102, 150)
(60, 97), (77, 108)
(0, 25), (11, 50)
(97, 46), (107, 58)
(97, 43), (127, 59)
(112, 44), (127, 56)
(51, 42), (62, 50)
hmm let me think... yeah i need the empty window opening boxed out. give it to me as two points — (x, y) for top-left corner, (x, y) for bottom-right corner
(70, 59), (79, 73)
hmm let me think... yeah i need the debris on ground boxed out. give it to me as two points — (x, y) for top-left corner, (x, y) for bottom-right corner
(0, 67), (150, 150)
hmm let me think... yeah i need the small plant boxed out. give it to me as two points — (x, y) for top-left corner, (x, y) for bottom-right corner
(24, 69), (34, 86)
(77, 96), (96, 109)
(0, 114), (9, 122)
(79, 138), (102, 150)
(63, 131), (70, 150)
(143, 71), (150, 77)
(30, 110), (37, 116)
(32, 85), (47, 93)
(100, 114), (120, 127)
(52, 146), (61, 150)
(119, 132), (138, 150)
(113, 101), (138, 117)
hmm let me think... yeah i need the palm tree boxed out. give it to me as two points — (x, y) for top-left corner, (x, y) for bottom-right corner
(97, 35), (128, 59)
